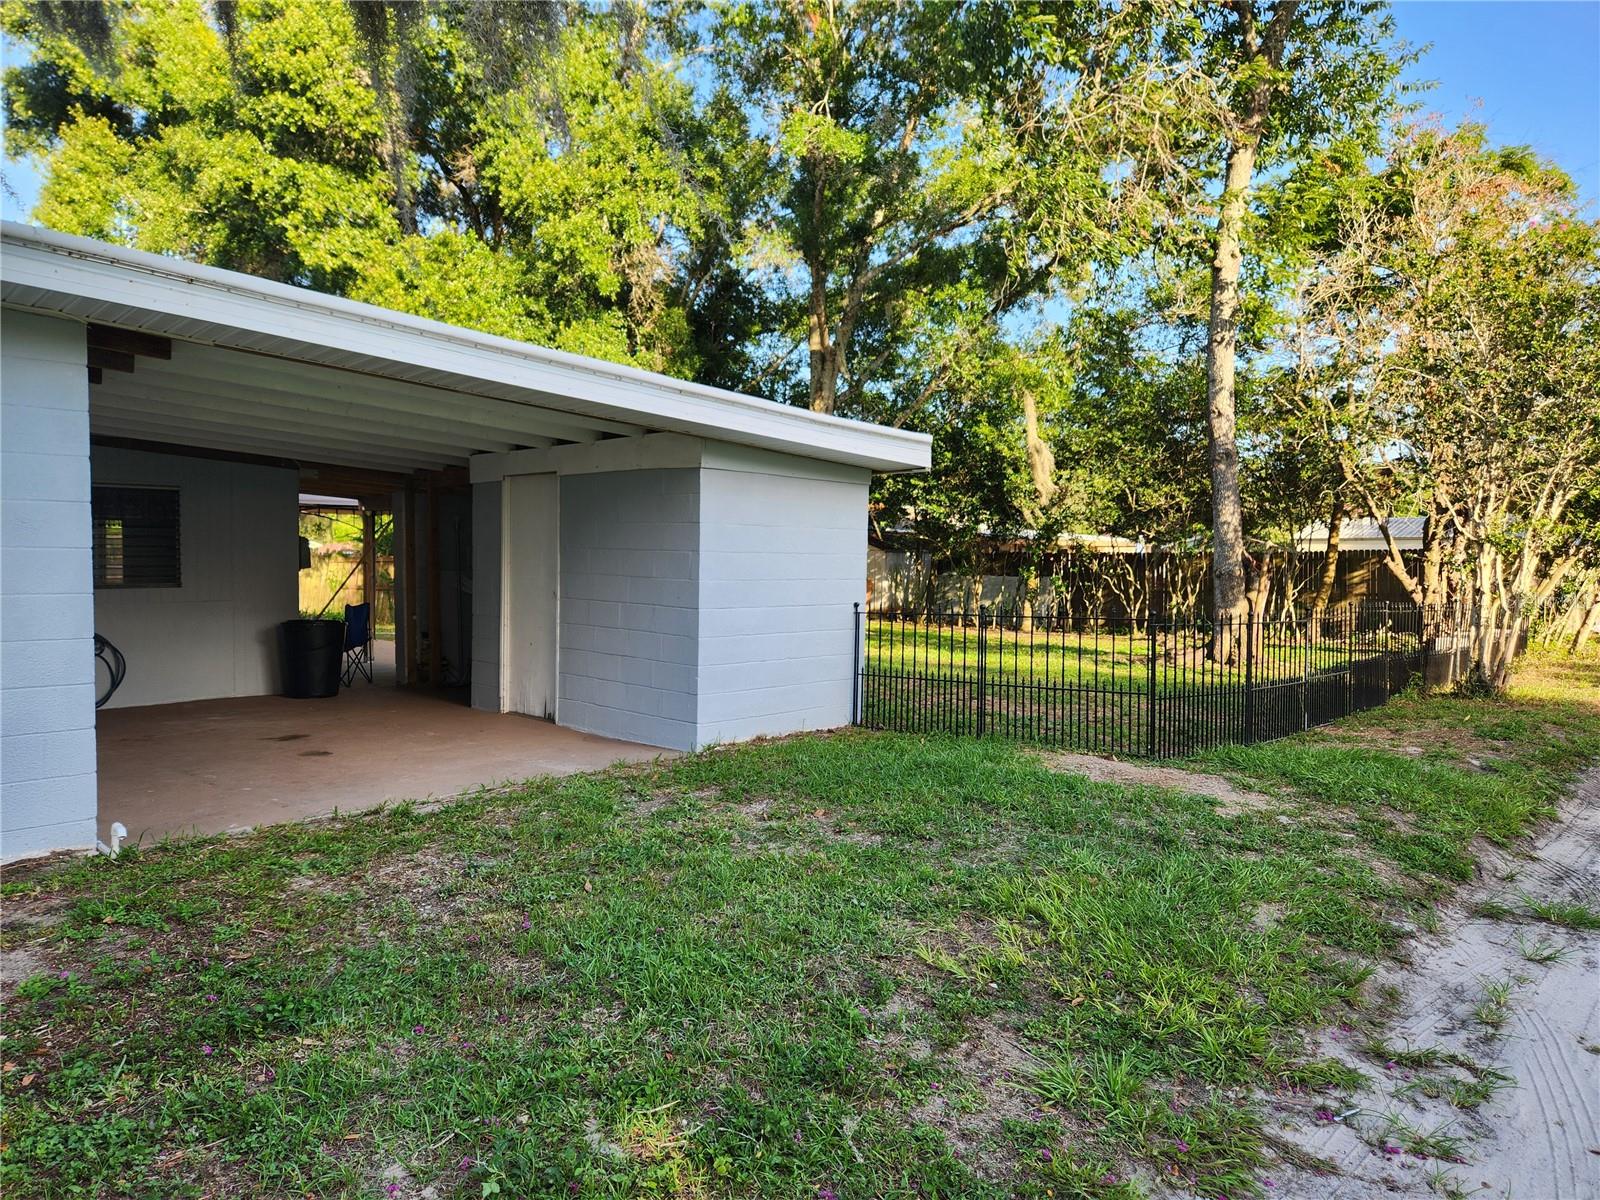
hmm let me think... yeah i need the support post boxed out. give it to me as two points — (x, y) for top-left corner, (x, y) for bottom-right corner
(976, 607), (988, 737)
(403, 484), (419, 684)
(851, 603), (862, 725)
(362, 508), (376, 606)
(1242, 613), (1255, 745)
(427, 475), (443, 688)
(1147, 618), (1158, 758)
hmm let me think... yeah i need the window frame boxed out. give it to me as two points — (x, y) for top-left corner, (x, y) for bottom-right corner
(92, 484), (182, 590)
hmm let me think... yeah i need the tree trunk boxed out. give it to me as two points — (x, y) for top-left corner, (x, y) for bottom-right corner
(1021, 389), (1059, 515)
(1572, 585), (1600, 654)
(1204, 0), (1297, 660)
(1310, 497), (1344, 620)
(1206, 134), (1258, 652)
(807, 271), (838, 414)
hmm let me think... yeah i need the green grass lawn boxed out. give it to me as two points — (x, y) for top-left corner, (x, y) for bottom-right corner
(3, 653), (1596, 1199)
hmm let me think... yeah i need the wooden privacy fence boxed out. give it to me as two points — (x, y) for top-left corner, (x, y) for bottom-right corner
(853, 602), (1465, 758)
(298, 554), (396, 630)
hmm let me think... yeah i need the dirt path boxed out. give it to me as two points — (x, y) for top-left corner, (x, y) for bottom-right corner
(1268, 767), (1600, 1199)
(1036, 751), (1279, 814)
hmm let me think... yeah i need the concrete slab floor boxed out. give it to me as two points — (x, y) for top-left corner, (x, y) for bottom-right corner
(95, 673), (673, 849)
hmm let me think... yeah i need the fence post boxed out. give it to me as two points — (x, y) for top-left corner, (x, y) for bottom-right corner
(1347, 607), (1355, 714)
(1242, 613), (1255, 745)
(851, 602), (862, 726)
(1147, 617), (1158, 758)
(976, 607), (987, 737)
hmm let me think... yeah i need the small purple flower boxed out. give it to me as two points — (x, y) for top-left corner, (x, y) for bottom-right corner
(201, 1044), (214, 1056)
(59, 970), (71, 980)
(1174, 1138), (1190, 1153)
(385, 1185), (400, 1198)
(1101, 1173), (1118, 1185)
(1314, 1108), (1333, 1122)
(1383, 1060), (1397, 1071)
(1039, 1149), (1053, 1163)
(1381, 1144), (1401, 1156)
(412, 1025), (425, 1036)
(817, 1188), (838, 1200)
(1264, 1181), (1276, 1189)
(521, 916), (532, 930)
(458, 1155), (474, 1171)
(205, 993), (218, 1003)
(793, 1129), (804, 1145)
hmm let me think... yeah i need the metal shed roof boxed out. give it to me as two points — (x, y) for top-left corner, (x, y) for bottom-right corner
(0, 222), (931, 475)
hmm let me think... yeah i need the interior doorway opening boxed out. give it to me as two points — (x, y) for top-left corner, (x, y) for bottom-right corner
(297, 465), (475, 704)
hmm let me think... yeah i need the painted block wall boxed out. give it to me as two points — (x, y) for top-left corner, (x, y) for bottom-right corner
(91, 445), (298, 707)
(470, 480), (501, 712)
(695, 447), (868, 746)
(2, 311), (97, 860)
(557, 468), (701, 750)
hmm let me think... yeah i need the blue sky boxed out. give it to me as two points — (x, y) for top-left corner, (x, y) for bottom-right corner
(1391, 1), (1599, 206)
(3, 2), (1597, 221)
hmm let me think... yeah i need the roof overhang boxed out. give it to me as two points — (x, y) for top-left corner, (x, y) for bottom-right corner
(1, 222), (931, 475)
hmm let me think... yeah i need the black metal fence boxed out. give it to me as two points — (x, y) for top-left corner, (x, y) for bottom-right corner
(852, 602), (1464, 758)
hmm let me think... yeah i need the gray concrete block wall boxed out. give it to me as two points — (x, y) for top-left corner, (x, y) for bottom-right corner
(557, 469), (700, 750)
(90, 446), (298, 707)
(2, 311), (97, 859)
(695, 458), (868, 746)
(470, 479), (501, 712)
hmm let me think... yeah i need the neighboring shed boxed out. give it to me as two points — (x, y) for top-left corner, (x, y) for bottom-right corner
(1293, 516), (1427, 553)
(0, 222), (929, 861)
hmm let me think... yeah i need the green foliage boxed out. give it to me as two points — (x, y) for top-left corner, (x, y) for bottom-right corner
(3, 0), (1591, 599)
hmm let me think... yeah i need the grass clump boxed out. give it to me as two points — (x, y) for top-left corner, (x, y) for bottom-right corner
(1521, 896), (1600, 931)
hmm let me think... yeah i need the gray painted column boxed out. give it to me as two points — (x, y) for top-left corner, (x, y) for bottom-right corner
(2, 312), (98, 859)
(470, 479), (501, 711)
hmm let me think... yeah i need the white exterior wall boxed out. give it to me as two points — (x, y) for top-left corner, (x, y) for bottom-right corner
(695, 447), (868, 746)
(557, 468), (701, 750)
(90, 445), (298, 708)
(2, 312), (97, 859)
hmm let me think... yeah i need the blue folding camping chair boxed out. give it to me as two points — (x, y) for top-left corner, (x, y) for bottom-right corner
(341, 602), (374, 686)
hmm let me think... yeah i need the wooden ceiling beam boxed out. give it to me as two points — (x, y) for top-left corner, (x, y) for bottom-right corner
(89, 323), (172, 360)
(88, 346), (135, 373)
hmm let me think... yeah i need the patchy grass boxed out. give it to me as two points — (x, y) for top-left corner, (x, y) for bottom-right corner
(1196, 650), (1600, 888)
(3, 655), (1597, 1199)
(1520, 896), (1600, 931)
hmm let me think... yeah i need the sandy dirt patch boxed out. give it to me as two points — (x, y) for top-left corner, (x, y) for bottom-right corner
(1266, 767), (1600, 1199)
(1036, 751), (1280, 815)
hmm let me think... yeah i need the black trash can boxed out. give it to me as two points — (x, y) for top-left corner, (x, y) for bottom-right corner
(279, 619), (344, 699)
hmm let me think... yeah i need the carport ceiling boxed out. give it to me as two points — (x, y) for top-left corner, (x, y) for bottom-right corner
(2, 222), (932, 475)
(89, 337), (639, 472)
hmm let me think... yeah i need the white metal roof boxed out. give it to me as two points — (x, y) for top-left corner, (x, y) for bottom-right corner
(0, 221), (931, 475)
(1294, 516), (1425, 551)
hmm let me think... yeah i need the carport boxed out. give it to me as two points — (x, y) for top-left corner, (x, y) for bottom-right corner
(1, 222), (929, 861)
(96, 640), (669, 848)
